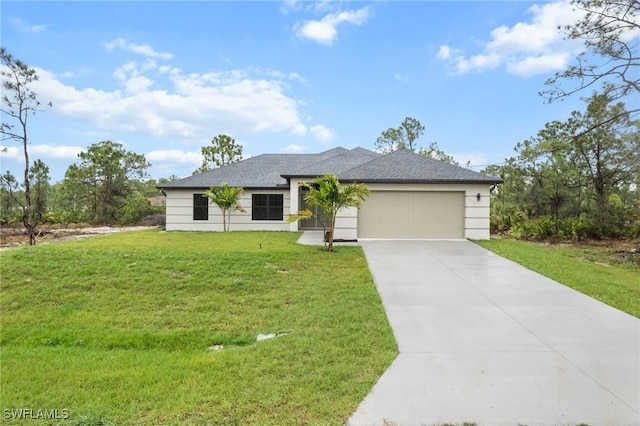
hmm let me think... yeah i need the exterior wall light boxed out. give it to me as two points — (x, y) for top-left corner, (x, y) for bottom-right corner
(476, 193), (481, 201)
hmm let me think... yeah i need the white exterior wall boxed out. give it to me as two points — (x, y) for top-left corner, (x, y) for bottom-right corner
(164, 188), (290, 232)
(165, 182), (492, 240)
(289, 179), (302, 233)
(363, 183), (492, 240)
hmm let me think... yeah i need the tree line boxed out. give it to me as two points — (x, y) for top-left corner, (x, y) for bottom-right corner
(1, 0), (638, 244)
(1, 140), (172, 227)
(483, 0), (640, 240)
(1, 47), (243, 244)
(483, 93), (639, 240)
(0, 132), (243, 230)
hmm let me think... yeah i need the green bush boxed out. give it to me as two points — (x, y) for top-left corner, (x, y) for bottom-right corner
(506, 223), (525, 239)
(559, 217), (589, 241)
(624, 222), (640, 239)
(521, 216), (556, 240)
(118, 193), (156, 224)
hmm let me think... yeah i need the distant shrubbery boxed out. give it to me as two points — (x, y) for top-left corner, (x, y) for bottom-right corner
(485, 93), (639, 242)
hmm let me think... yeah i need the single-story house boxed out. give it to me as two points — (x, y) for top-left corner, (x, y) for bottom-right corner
(157, 147), (501, 240)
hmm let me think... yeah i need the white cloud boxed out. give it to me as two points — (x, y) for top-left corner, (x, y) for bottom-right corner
(0, 146), (20, 159)
(437, 0), (585, 76)
(28, 45), (319, 144)
(436, 45), (452, 60)
(309, 124), (335, 142)
(454, 52), (502, 74)
(506, 52), (571, 77)
(114, 62), (155, 94)
(281, 144), (306, 153)
(246, 67), (308, 84)
(291, 122), (308, 136)
(146, 149), (201, 165)
(307, 0), (336, 14)
(452, 153), (489, 169)
(280, 0), (301, 14)
(288, 72), (307, 84)
(31, 145), (83, 159)
(9, 17), (48, 34)
(0, 144), (81, 160)
(104, 38), (173, 60)
(295, 6), (371, 45)
(393, 73), (408, 83)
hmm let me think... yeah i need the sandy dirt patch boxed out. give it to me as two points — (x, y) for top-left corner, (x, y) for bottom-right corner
(0, 226), (157, 250)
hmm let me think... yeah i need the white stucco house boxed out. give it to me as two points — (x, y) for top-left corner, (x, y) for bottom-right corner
(157, 147), (501, 240)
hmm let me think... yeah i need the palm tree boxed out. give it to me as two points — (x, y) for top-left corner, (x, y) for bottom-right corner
(289, 174), (370, 252)
(204, 183), (245, 231)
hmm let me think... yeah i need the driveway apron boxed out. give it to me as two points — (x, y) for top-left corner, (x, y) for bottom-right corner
(348, 240), (640, 426)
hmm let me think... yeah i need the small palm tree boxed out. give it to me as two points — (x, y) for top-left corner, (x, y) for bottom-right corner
(289, 174), (370, 252)
(204, 183), (245, 231)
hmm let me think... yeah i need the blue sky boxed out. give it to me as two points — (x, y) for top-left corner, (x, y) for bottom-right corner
(0, 0), (615, 182)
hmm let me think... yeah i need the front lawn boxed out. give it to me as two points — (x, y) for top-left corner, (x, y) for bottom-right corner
(475, 238), (640, 318)
(0, 230), (397, 425)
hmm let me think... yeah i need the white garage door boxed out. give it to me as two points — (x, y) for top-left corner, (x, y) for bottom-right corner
(358, 191), (465, 238)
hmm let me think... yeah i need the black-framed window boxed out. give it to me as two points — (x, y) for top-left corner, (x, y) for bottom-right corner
(252, 194), (283, 221)
(193, 194), (209, 220)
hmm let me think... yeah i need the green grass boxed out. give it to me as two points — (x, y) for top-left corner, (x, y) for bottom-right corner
(475, 238), (640, 318)
(0, 230), (397, 425)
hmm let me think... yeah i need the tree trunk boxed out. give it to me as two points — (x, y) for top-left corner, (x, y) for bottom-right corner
(21, 99), (35, 245)
(327, 215), (336, 252)
(222, 208), (227, 231)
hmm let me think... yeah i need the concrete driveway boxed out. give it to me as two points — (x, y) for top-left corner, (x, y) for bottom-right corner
(348, 240), (640, 426)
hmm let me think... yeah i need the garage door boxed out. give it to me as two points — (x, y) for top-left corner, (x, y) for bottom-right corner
(358, 191), (465, 238)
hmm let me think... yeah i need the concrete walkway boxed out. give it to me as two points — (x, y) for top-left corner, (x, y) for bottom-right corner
(348, 240), (640, 426)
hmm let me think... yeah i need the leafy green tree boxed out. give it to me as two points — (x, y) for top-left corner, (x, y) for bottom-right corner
(158, 175), (179, 185)
(194, 134), (243, 174)
(488, 93), (638, 240)
(119, 192), (155, 224)
(0, 48), (51, 244)
(48, 180), (90, 224)
(29, 159), (50, 222)
(204, 182), (245, 231)
(567, 93), (639, 235)
(544, 0), (639, 107)
(0, 171), (21, 223)
(513, 122), (578, 235)
(375, 118), (459, 164)
(417, 142), (459, 165)
(483, 160), (529, 233)
(63, 141), (150, 224)
(375, 117), (425, 153)
(288, 174), (370, 252)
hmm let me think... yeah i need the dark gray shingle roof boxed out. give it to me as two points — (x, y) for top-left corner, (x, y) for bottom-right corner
(338, 149), (500, 183)
(158, 147), (348, 189)
(283, 147), (381, 177)
(158, 147), (501, 189)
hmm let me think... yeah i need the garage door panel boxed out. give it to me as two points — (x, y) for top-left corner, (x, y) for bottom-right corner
(358, 191), (464, 238)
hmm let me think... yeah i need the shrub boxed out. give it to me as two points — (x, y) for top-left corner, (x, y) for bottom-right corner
(141, 214), (166, 227)
(520, 216), (556, 240)
(559, 217), (589, 241)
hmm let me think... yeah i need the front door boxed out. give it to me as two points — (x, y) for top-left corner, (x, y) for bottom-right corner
(298, 189), (329, 230)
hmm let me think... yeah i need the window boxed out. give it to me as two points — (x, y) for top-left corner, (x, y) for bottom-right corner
(193, 194), (209, 220)
(252, 194), (283, 221)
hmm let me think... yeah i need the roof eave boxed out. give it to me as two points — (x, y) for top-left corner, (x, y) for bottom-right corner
(338, 178), (503, 185)
(157, 184), (289, 190)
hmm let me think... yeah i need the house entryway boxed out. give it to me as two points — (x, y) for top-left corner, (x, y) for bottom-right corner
(297, 189), (329, 231)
